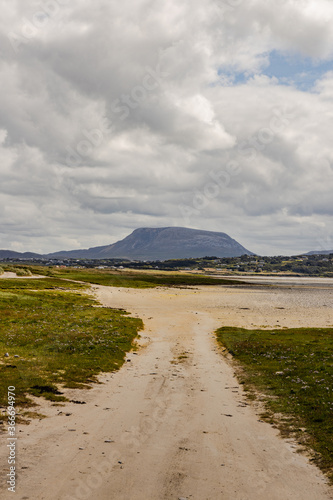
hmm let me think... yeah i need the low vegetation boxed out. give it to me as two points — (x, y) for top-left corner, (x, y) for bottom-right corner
(2, 252), (333, 276)
(27, 267), (246, 288)
(216, 326), (333, 481)
(0, 278), (143, 409)
(3, 265), (32, 276)
(0, 277), (88, 291)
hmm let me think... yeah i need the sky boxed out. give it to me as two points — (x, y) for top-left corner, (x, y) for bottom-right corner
(0, 0), (333, 256)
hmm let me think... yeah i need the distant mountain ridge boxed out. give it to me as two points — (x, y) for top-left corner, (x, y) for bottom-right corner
(0, 250), (43, 259)
(0, 227), (254, 261)
(306, 250), (333, 255)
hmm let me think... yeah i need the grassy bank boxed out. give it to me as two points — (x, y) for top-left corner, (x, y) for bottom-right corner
(216, 326), (333, 481)
(0, 277), (88, 290)
(35, 267), (247, 288)
(2, 264), (251, 288)
(0, 278), (143, 409)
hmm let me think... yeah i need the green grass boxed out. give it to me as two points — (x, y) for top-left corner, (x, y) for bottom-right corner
(0, 277), (88, 291)
(216, 326), (333, 481)
(3, 264), (251, 288)
(13, 268), (32, 277)
(0, 280), (143, 409)
(3, 265), (33, 276)
(37, 267), (247, 288)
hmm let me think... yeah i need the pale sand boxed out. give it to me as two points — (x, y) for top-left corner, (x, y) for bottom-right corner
(0, 281), (332, 499)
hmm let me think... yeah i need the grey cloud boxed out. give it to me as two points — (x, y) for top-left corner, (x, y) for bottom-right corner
(0, 0), (332, 255)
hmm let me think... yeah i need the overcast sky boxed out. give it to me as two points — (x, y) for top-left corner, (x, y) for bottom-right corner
(0, 0), (332, 256)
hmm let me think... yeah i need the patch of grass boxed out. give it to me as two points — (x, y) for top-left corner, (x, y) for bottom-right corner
(0, 283), (143, 408)
(0, 278), (88, 291)
(29, 384), (67, 402)
(43, 267), (247, 288)
(22, 411), (47, 420)
(216, 326), (333, 481)
(15, 269), (32, 277)
(3, 265), (32, 276)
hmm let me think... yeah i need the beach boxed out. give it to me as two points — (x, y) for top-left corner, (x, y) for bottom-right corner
(0, 279), (332, 499)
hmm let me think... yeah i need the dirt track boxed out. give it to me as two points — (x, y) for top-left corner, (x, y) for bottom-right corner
(1, 283), (332, 499)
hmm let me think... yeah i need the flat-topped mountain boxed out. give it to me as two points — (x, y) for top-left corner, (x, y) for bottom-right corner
(49, 227), (254, 260)
(0, 228), (254, 261)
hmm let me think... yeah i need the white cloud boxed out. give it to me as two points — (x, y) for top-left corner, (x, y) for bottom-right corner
(0, 0), (332, 255)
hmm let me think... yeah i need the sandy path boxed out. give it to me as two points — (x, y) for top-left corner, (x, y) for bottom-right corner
(0, 283), (332, 499)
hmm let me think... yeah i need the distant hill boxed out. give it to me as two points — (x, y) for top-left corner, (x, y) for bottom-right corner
(306, 250), (333, 255)
(0, 250), (43, 259)
(48, 227), (254, 260)
(0, 228), (254, 261)
(46, 245), (108, 259)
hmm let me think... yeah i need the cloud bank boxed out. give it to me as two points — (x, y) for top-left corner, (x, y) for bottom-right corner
(0, 0), (332, 255)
